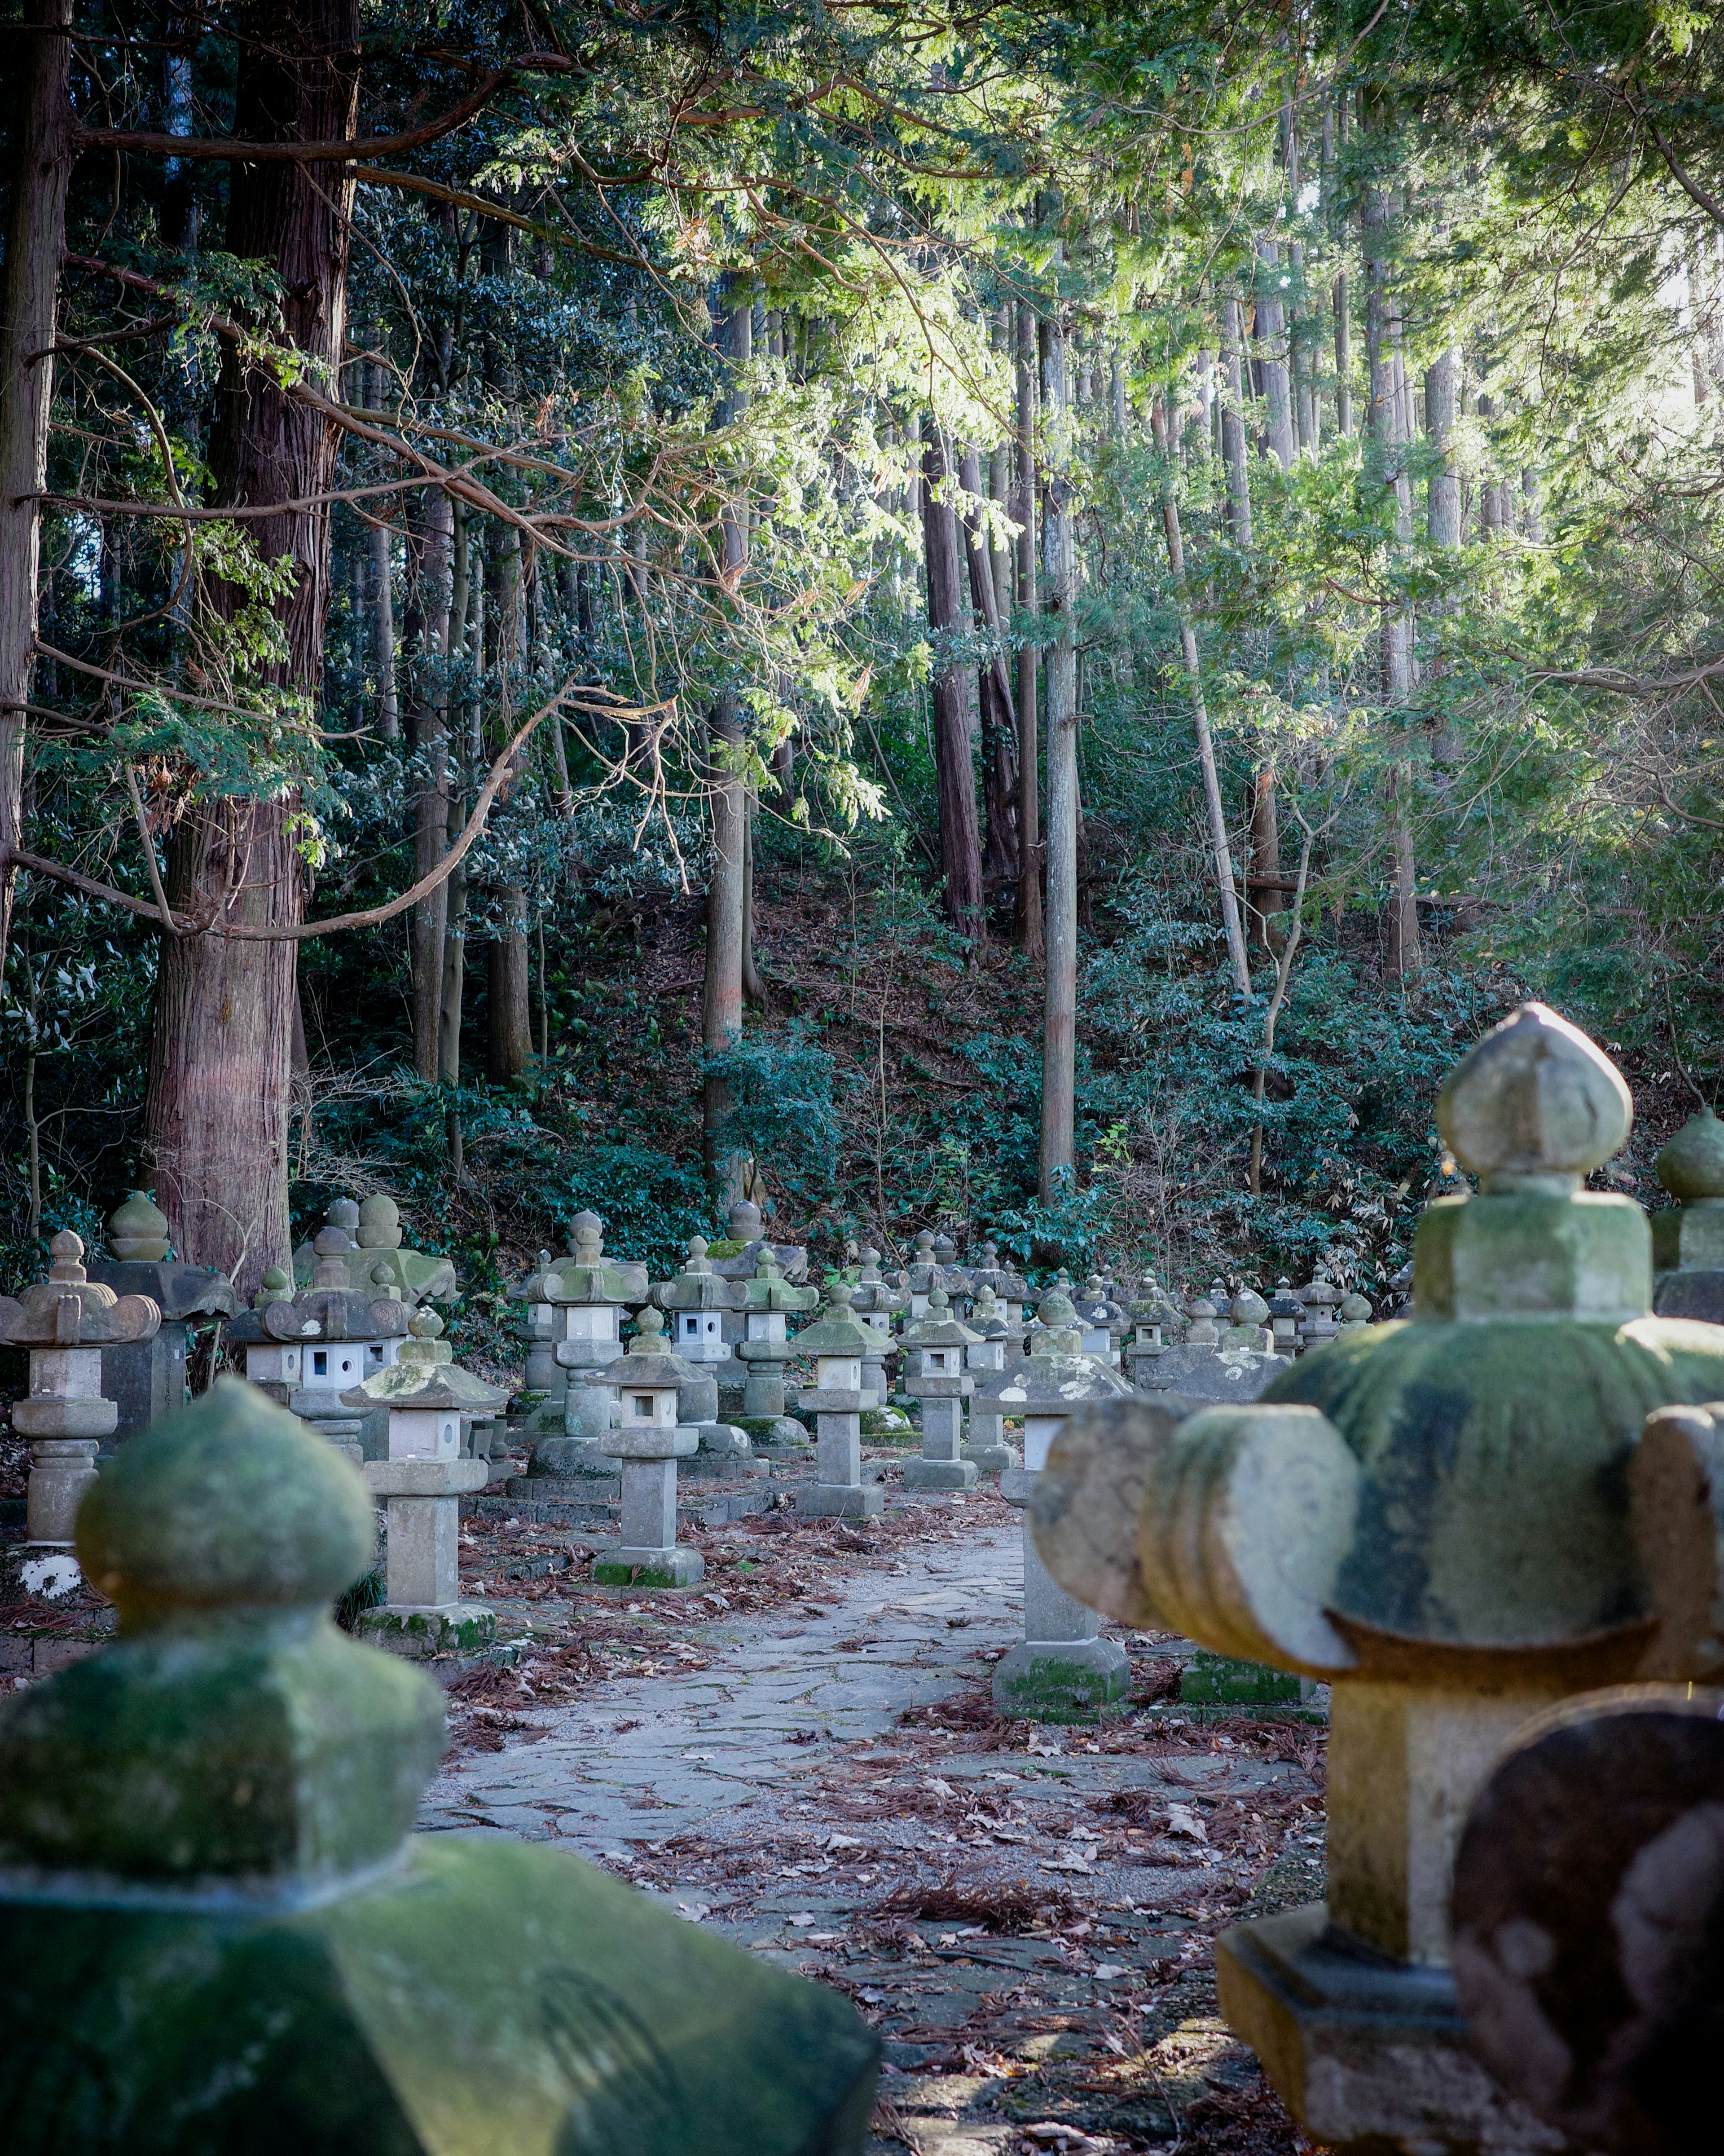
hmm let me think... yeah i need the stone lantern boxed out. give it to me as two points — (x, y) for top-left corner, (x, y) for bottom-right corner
(735, 1249), (820, 1429)
(544, 1211), (647, 1456)
(1126, 1272), (1185, 1389)
(1292, 1261), (1341, 1349)
(0, 1379), (878, 2143)
(591, 1308), (705, 1588)
(961, 1283), (1019, 1474)
(1336, 1289), (1373, 1333)
(847, 1245), (907, 1410)
(86, 1190), (236, 1442)
(1139, 1286), (1287, 1403)
(904, 1230), (941, 1321)
(342, 1310), (506, 1657)
(1073, 1276), (1119, 1363)
(902, 1288), (981, 1491)
(1029, 1002), (1724, 2152)
(507, 1249), (561, 1426)
(1222, 1285), (1271, 1351)
(653, 1234), (747, 1372)
(0, 1232), (159, 1555)
(983, 1292), (1131, 1716)
(793, 1286), (886, 1520)
(292, 1195), (457, 1307)
(1649, 1103), (1724, 1320)
(968, 1239), (1031, 1322)
(1265, 1279), (1304, 1358)
(228, 1232), (409, 1461)
(705, 1196), (810, 1287)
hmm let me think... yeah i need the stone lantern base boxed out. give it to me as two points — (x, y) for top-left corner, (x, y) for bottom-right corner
(1214, 1905), (1563, 2156)
(902, 1456), (978, 1490)
(991, 1637), (1130, 1717)
(593, 1543), (706, 1588)
(358, 1602), (498, 1658)
(795, 1482), (885, 1520)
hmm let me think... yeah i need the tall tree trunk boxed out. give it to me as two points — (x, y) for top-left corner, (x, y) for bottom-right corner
(1249, 766), (1286, 953)
(1365, 162), (1422, 981)
(1425, 345), (1461, 547)
(1152, 401), (1254, 998)
(480, 520), (531, 1076)
(921, 419), (985, 943)
(0, 0), (74, 988)
(1014, 300), (1043, 960)
(959, 442), (1019, 882)
(438, 502), (474, 1091)
(1220, 294), (1254, 546)
(405, 489), (452, 1078)
(361, 353), (398, 739)
(703, 286), (751, 1196)
(1255, 241), (1297, 470)
(487, 885), (531, 1080)
(144, 0), (360, 1297)
(1039, 306), (1078, 1200)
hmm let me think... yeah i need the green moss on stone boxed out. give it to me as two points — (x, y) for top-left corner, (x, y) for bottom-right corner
(0, 1838), (879, 2155)
(1264, 1314), (1724, 1648)
(1180, 1651), (1302, 1706)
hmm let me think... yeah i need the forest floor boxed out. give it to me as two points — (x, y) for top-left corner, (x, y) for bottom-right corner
(426, 1487), (1325, 2156)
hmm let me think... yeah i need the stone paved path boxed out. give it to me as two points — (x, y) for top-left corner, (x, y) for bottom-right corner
(422, 1497), (1323, 2156)
(422, 1512), (1027, 1847)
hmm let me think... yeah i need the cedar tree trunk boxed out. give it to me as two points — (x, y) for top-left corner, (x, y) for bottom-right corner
(145, 0), (361, 1295)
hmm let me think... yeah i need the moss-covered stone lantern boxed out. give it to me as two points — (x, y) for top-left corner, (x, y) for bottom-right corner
(1650, 1103), (1724, 1320)
(847, 1245), (907, 1410)
(902, 1287), (981, 1491)
(292, 1194), (457, 1307)
(793, 1286), (886, 1521)
(592, 1307), (706, 1588)
(1030, 1002), (1724, 2153)
(341, 1309), (507, 1658)
(0, 1378), (878, 2147)
(229, 1231), (410, 1462)
(962, 1282), (1020, 1473)
(735, 1248), (820, 1429)
(544, 1210), (648, 1459)
(985, 1293), (1131, 1717)
(0, 1232), (160, 1557)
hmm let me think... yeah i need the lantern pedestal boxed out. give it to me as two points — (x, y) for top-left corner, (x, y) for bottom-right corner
(592, 1424), (704, 1587)
(1213, 1906), (1557, 2156)
(358, 1455), (496, 1658)
(994, 1471), (1129, 1715)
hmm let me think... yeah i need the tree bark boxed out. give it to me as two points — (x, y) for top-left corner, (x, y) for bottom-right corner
(1151, 401), (1253, 999)
(921, 419), (985, 943)
(362, 354), (398, 738)
(1039, 308), (1078, 1201)
(1249, 765), (1286, 953)
(703, 285), (751, 1195)
(1014, 300), (1043, 960)
(1255, 241), (1297, 470)
(144, 0), (360, 1296)
(1425, 345), (1461, 547)
(959, 442), (1018, 881)
(0, 0), (74, 988)
(1365, 165), (1422, 980)
(1220, 294), (1254, 546)
(404, 490), (451, 1083)
(438, 500), (474, 1088)
(486, 884), (531, 1080)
